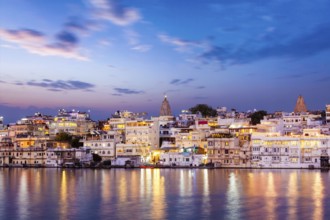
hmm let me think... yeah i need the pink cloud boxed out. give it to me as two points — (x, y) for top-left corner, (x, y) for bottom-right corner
(0, 28), (88, 61)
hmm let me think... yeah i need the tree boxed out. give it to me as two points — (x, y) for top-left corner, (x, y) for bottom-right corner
(249, 110), (267, 125)
(55, 132), (82, 148)
(92, 153), (102, 163)
(71, 136), (83, 149)
(55, 132), (72, 142)
(189, 104), (217, 117)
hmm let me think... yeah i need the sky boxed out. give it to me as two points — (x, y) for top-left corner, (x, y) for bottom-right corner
(0, 0), (330, 123)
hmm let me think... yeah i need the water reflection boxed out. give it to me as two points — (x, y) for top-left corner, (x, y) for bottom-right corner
(0, 169), (329, 220)
(150, 169), (166, 219)
(201, 169), (210, 217)
(226, 172), (241, 220)
(18, 171), (28, 220)
(101, 170), (111, 203)
(312, 172), (324, 219)
(59, 170), (68, 220)
(288, 172), (298, 220)
(118, 171), (128, 203)
(265, 172), (276, 219)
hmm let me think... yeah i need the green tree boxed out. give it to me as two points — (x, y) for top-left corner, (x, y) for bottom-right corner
(55, 132), (82, 148)
(55, 132), (72, 142)
(249, 110), (268, 125)
(189, 104), (217, 117)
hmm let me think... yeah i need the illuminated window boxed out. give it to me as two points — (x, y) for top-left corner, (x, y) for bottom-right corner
(291, 158), (298, 163)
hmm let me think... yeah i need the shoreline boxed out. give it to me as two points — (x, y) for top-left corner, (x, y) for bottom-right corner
(1, 165), (329, 170)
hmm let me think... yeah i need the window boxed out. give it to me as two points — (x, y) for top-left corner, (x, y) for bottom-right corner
(186, 158), (189, 162)
(225, 150), (229, 154)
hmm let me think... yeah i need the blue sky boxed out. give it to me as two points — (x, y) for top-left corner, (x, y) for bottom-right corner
(0, 0), (329, 123)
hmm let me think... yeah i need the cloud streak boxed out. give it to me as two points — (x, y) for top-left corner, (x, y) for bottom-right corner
(170, 78), (194, 85)
(0, 28), (88, 60)
(26, 79), (95, 91)
(159, 34), (208, 53)
(89, 0), (141, 26)
(125, 29), (152, 52)
(113, 87), (144, 95)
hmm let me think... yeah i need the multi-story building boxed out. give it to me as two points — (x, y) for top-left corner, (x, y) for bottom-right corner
(49, 109), (95, 136)
(125, 119), (153, 145)
(114, 143), (151, 166)
(175, 129), (207, 149)
(159, 147), (206, 167)
(81, 131), (120, 161)
(1, 147), (47, 166)
(251, 129), (330, 168)
(206, 133), (250, 167)
(46, 147), (92, 167)
(13, 135), (50, 149)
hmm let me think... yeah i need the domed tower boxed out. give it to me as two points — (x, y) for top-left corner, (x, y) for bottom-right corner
(294, 95), (307, 113)
(160, 95), (172, 116)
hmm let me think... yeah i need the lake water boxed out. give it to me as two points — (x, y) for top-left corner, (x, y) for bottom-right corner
(0, 168), (329, 220)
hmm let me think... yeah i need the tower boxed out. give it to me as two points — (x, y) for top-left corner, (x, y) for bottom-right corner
(160, 95), (172, 116)
(294, 95), (307, 113)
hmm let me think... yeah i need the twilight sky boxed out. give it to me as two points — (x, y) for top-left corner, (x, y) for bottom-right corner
(0, 0), (330, 123)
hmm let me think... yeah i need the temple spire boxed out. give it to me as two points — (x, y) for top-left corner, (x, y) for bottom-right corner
(160, 95), (172, 116)
(294, 95), (307, 113)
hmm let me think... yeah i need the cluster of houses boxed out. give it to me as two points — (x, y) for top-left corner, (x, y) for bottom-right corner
(1, 96), (330, 169)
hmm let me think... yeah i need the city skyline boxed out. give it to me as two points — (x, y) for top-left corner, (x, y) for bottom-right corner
(1, 0), (330, 123)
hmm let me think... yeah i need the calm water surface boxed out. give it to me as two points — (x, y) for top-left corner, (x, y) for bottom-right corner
(0, 168), (329, 220)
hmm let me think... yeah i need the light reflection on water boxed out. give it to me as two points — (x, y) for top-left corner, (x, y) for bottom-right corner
(0, 168), (329, 220)
(18, 171), (28, 220)
(265, 172), (276, 219)
(288, 171), (298, 220)
(313, 172), (324, 220)
(225, 172), (241, 220)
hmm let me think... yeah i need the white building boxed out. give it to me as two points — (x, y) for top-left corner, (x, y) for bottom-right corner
(46, 147), (92, 167)
(251, 129), (330, 168)
(160, 150), (206, 167)
(49, 109), (95, 136)
(81, 131), (120, 161)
